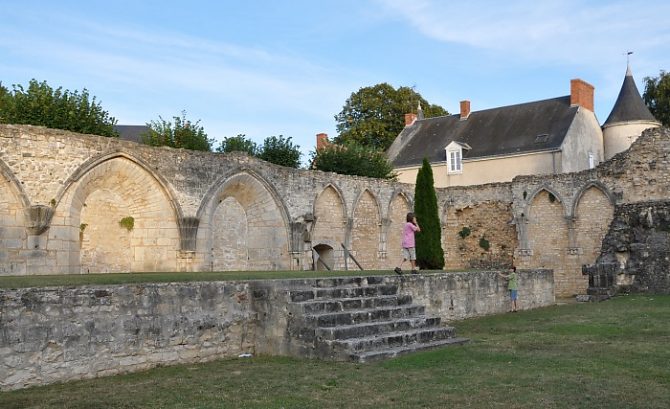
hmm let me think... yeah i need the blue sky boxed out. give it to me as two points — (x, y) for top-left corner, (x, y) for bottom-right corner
(1, 0), (669, 161)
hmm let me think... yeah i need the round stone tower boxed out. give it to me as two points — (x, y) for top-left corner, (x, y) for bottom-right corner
(602, 64), (660, 160)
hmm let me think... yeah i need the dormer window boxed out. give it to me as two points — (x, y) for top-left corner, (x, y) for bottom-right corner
(535, 133), (549, 143)
(449, 150), (462, 172)
(445, 141), (470, 174)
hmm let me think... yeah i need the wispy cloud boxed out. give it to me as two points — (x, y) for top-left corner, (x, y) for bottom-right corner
(0, 10), (356, 148)
(376, 0), (670, 68)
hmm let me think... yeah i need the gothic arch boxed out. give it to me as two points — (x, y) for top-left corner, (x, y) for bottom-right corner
(350, 189), (382, 269)
(570, 181), (615, 218)
(525, 188), (570, 293)
(0, 157), (31, 210)
(1, 158), (30, 274)
(311, 184), (348, 269)
(574, 185), (615, 265)
(312, 183), (348, 224)
(386, 191), (412, 267)
(524, 185), (567, 219)
(53, 155), (181, 273)
(351, 189), (382, 221)
(386, 189), (413, 220)
(197, 169), (291, 271)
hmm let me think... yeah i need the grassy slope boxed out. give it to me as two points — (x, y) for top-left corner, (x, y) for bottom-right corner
(1, 295), (669, 408)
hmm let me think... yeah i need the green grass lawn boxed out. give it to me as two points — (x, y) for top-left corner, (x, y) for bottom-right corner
(2, 295), (669, 409)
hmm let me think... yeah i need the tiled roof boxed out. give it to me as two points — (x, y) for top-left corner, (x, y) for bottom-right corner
(603, 66), (658, 127)
(391, 96), (578, 167)
(113, 125), (150, 143)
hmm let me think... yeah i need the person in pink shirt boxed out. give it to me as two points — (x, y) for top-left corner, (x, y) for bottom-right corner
(395, 212), (421, 275)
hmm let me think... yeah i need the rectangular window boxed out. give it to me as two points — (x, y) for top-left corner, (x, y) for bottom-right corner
(588, 152), (595, 169)
(448, 150), (462, 173)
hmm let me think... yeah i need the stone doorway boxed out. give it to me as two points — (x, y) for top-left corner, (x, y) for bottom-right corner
(313, 244), (334, 271)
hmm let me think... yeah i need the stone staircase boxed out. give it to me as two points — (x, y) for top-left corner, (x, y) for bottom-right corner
(286, 276), (468, 362)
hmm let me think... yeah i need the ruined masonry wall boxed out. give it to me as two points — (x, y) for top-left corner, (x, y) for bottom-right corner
(0, 281), (255, 391)
(0, 269), (554, 391)
(1, 125), (670, 296)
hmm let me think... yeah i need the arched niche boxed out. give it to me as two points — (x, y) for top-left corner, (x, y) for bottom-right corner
(199, 171), (290, 271)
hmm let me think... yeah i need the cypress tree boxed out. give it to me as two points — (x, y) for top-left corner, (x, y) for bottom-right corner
(414, 158), (444, 269)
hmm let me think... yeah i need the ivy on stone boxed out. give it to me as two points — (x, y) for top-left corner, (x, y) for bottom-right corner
(119, 217), (134, 231)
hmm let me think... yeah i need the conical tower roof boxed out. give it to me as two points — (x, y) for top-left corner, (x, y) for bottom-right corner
(603, 65), (658, 127)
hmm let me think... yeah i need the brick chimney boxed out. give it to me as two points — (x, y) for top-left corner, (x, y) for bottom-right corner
(316, 133), (329, 150)
(570, 79), (594, 112)
(460, 100), (471, 120)
(404, 113), (417, 127)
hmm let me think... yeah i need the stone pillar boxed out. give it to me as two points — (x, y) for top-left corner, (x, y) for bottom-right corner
(565, 215), (581, 256)
(514, 213), (531, 256)
(179, 217), (200, 251)
(379, 217), (391, 259)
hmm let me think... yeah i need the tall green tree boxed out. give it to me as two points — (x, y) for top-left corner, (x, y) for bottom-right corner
(215, 134), (258, 155)
(335, 83), (448, 151)
(414, 158), (444, 270)
(310, 141), (396, 179)
(142, 111), (212, 151)
(257, 135), (302, 168)
(0, 79), (118, 137)
(643, 70), (670, 127)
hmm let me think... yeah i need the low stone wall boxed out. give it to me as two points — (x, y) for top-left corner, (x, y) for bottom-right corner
(0, 282), (256, 391)
(0, 270), (554, 391)
(398, 269), (554, 320)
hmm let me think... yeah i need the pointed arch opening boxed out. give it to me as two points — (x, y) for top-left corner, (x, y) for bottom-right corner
(0, 159), (29, 275)
(311, 185), (347, 268)
(386, 192), (411, 269)
(53, 156), (180, 273)
(575, 185), (615, 268)
(351, 190), (381, 269)
(199, 171), (290, 271)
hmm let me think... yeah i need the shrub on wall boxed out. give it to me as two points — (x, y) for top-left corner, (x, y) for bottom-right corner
(310, 141), (396, 179)
(119, 217), (134, 231)
(479, 236), (490, 251)
(0, 79), (118, 137)
(142, 111), (213, 152)
(414, 158), (444, 269)
(458, 226), (471, 239)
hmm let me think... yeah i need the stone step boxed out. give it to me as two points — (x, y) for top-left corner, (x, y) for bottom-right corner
(290, 284), (399, 303)
(312, 276), (386, 288)
(328, 325), (458, 353)
(316, 316), (441, 340)
(307, 304), (426, 327)
(296, 294), (413, 314)
(351, 337), (470, 363)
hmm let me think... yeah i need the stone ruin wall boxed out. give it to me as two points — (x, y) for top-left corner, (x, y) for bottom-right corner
(1, 124), (669, 297)
(0, 270), (554, 391)
(587, 201), (670, 294)
(507, 127), (670, 296)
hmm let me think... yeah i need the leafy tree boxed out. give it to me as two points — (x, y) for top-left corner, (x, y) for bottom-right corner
(643, 70), (670, 127)
(335, 83), (448, 151)
(257, 135), (302, 168)
(414, 158), (444, 270)
(310, 141), (396, 179)
(142, 111), (212, 151)
(215, 134), (258, 155)
(0, 82), (9, 121)
(0, 79), (118, 137)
